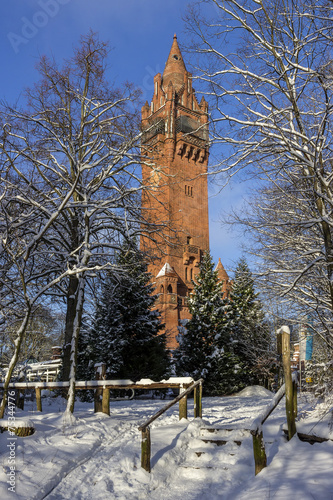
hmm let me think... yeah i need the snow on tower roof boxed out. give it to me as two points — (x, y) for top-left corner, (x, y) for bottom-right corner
(156, 262), (177, 278)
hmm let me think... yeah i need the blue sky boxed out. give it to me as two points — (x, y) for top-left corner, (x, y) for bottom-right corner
(1, 0), (246, 274)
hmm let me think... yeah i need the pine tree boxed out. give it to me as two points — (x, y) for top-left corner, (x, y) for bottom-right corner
(229, 258), (273, 386)
(174, 251), (239, 394)
(77, 239), (170, 383)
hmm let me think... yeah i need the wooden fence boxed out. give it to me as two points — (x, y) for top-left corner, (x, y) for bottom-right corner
(0, 377), (197, 414)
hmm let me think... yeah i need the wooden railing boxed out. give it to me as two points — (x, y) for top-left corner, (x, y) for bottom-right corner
(250, 325), (298, 475)
(250, 372), (297, 474)
(138, 379), (203, 472)
(0, 377), (197, 415)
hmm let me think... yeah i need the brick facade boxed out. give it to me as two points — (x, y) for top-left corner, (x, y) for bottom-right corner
(140, 35), (230, 349)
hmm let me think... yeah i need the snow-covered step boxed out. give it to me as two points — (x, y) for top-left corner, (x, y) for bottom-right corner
(200, 438), (242, 446)
(200, 427), (251, 445)
(179, 428), (253, 473)
(200, 426), (251, 433)
(180, 451), (245, 472)
(180, 451), (235, 471)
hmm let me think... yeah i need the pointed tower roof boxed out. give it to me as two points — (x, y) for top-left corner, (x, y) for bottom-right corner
(156, 262), (178, 278)
(215, 258), (229, 282)
(162, 34), (187, 91)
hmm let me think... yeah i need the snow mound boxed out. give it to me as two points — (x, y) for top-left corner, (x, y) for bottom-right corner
(236, 385), (273, 397)
(135, 378), (155, 385)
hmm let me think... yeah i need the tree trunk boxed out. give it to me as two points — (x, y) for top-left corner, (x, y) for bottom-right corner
(36, 387), (42, 412)
(65, 277), (85, 414)
(62, 275), (79, 383)
(0, 309), (31, 418)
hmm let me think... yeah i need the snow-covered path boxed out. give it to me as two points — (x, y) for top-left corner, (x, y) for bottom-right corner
(1, 389), (333, 499)
(43, 389), (285, 500)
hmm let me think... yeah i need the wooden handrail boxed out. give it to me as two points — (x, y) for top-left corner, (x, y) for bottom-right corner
(251, 371), (298, 475)
(251, 372), (298, 433)
(138, 379), (203, 472)
(138, 379), (203, 431)
(250, 382), (287, 434)
(250, 326), (298, 476)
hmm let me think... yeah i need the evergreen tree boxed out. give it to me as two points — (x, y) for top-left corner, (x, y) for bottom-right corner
(174, 251), (241, 394)
(229, 258), (273, 386)
(78, 239), (170, 383)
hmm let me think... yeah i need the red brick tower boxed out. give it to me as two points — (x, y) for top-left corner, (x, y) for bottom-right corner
(141, 35), (223, 349)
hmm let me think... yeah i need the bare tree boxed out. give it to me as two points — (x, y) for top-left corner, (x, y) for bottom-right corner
(0, 32), (146, 414)
(230, 177), (333, 348)
(2, 305), (63, 365)
(0, 178), (76, 416)
(185, 0), (333, 346)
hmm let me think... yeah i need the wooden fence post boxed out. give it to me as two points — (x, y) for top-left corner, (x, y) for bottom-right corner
(16, 389), (25, 410)
(179, 387), (187, 420)
(102, 387), (110, 415)
(35, 387), (42, 412)
(279, 326), (296, 440)
(94, 363), (106, 413)
(141, 427), (151, 472)
(276, 330), (283, 387)
(293, 376), (297, 421)
(199, 381), (202, 418)
(194, 386), (198, 418)
(252, 429), (267, 475)
(194, 382), (202, 418)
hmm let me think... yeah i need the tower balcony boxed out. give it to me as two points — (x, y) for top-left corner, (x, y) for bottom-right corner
(175, 116), (208, 142)
(142, 118), (165, 143)
(183, 245), (200, 266)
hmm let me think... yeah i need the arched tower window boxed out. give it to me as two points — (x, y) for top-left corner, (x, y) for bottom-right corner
(167, 284), (173, 294)
(160, 285), (164, 294)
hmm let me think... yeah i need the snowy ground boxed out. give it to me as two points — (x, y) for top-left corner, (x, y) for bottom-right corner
(0, 387), (333, 499)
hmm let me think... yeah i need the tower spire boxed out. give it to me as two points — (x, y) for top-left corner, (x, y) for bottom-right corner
(215, 258), (232, 298)
(162, 34), (187, 91)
